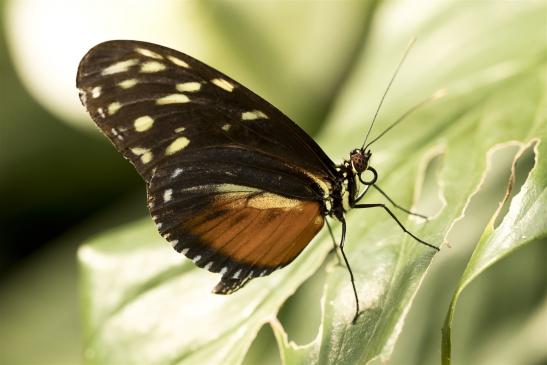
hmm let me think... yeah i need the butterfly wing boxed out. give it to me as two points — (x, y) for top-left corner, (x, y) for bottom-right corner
(77, 40), (334, 291)
(76, 40), (337, 182)
(147, 147), (325, 293)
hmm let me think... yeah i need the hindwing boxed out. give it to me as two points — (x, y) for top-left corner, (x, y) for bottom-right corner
(147, 146), (326, 292)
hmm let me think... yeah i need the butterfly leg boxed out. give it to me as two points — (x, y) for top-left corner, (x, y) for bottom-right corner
(339, 218), (361, 324)
(371, 184), (428, 220)
(326, 219), (344, 266)
(352, 203), (439, 251)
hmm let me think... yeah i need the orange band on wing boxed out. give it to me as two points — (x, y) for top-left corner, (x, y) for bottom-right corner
(184, 191), (324, 268)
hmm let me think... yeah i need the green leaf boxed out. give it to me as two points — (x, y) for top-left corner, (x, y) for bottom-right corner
(441, 98), (546, 364)
(79, 1), (546, 364)
(274, 1), (546, 364)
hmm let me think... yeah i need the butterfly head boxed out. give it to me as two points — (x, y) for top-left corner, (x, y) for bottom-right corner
(350, 149), (371, 174)
(350, 148), (377, 186)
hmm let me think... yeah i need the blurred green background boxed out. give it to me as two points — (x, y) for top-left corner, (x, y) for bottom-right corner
(0, 1), (545, 365)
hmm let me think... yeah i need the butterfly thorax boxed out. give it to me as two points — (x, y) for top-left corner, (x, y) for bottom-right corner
(326, 148), (373, 221)
(324, 162), (358, 221)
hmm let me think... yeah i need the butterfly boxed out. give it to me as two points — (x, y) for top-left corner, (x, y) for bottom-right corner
(77, 40), (439, 323)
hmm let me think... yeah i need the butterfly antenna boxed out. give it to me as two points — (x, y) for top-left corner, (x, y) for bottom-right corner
(361, 37), (417, 150)
(364, 89), (446, 150)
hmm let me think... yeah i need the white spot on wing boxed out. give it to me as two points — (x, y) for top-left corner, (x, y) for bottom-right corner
(135, 47), (163, 59)
(211, 78), (234, 92)
(102, 59), (138, 75)
(220, 267), (228, 276)
(222, 124), (231, 131)
(140, 151), (153, 164)
(165, 137), (190, 155)
(131, 147), (147, 155)
(163, 189), (173, 202)
(134, 116), (154, 132)
(130, 147), (152, 164)
(242, 110), (268, 120)
(156, 94), (190, 105)
(140, 61), (166, 73)
(118, 79), (138, 89)
(171, 168), (183, 178)
(108, 102), (122, 115)
(204, 262), (213, 270)
(167, 55), (189, 68)
(214, 184), (261, 193)
(79, 91), (87, 105)
(176, 82), (201, 92)
(174, 127), (186, 133)
(233, 269), (242, 279)
(192, 255), (202, 263)
(97, 108), (105, 118)
(91, 86), (101, 98)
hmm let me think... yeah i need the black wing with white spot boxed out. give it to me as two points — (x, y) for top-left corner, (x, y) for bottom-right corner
(77, 40), (334, 292)
(77, 40), (337, 183)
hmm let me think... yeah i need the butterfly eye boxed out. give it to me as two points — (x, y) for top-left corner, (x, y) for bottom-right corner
(350, 149), (368, 173)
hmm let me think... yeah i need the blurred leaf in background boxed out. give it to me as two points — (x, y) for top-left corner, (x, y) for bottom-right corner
(0, 0), (545, 365)
(0, 0), (147, 361)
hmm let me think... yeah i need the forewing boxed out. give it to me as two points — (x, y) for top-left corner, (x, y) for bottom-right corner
(76, 40), (336, 183)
